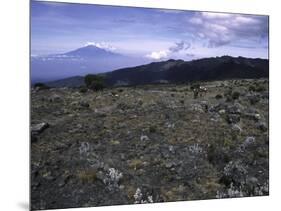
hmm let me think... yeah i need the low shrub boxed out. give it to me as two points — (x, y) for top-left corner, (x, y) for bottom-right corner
(84, 74), (105, 91)
(215, 94), (223, 99)
(33, 83), (50, 90)
(249, 84), (266, 92)
(79, 86), (88, 93)
(149, 125), (157, 133)
(232, 91), (240, 100)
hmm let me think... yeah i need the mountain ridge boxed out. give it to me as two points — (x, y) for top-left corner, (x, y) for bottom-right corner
(44, 56), (268, 88)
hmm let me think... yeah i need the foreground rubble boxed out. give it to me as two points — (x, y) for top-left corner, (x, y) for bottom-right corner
(31, 79), (269, 210)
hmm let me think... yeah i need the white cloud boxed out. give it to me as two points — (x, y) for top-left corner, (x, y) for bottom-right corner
(145, 40), (193, 60)
(189, 17), (203, 25)
(85, 41), (117, 52)
(188, 12), (268, 48)
(145, 50), (169, 60)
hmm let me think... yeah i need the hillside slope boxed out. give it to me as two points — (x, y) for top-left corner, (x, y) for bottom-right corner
(105, 56), (268, 86)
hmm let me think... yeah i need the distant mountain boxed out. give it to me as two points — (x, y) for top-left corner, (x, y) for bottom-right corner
(64, 45), (123, 58)
(104, 56), (269, 86)
(31, 45), (148, 83)
(46, 76), (85, 88)
(44, 56), (269, 88)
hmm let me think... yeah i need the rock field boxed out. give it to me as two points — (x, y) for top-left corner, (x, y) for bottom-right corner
(31, 79), (269, 210)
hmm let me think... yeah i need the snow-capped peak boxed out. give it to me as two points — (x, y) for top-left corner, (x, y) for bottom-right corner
(84, 42), (116, 52)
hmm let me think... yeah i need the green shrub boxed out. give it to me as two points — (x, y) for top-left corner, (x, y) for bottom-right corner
(33, 83), (50, 90)
(207, 143), (230, 166)
(255, 84), (266, 92)
(225, 96), (233, 102)
(84, 74), (105, 91)
(232, 91), (240, 100)
(89, 80), (105, 91)
(249, 96), (260, 105)
(249, 84), (266, 92)
(224, 88), (232, 97)
(215, 94), (223, 99)
(190, 83), (200, 90)
(248, 85), (256, 92)
(149, 125), (157, 133)
(79, 86), (88, 93)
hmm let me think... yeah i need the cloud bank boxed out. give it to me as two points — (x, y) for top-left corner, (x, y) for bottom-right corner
(188, 12), (268, 48)
(146, 41), (192, 60)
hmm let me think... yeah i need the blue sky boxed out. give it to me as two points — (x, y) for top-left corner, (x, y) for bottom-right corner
(31, 0), (269, 60)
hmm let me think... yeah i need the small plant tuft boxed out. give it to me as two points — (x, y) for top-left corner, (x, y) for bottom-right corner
(77, 169), (97, 184)
(232, 91), (240, 100)
(215, 94), (223, 99)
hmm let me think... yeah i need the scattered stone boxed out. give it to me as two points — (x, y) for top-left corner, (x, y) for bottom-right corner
(58, 177), (67, 188)
(79, 142), (90, 156)
(32, 181), (41, 189)
(200, 101), (209, 112)
(248, 95), (260, 105)
(49, 94), (62, 102)
(102, 168), (123, 191)
(31, 122), (49, 135)
(120, 153), (126, 161)
(209, 103), (228, 113)
(188, 143), (203, 154)
(244, 136), (255, 146)
(243, 113), (261, 121)
(134, 188), (154, 204)
(166, 122), (175, 129)
(218, 109), (226, 114)
(42, 171), (55, 181)
(232, 124), (242, 133)
(190, 104), (204, 113)
(165, 161), (174, 169)
(79, 101), (90, 108)
(238, 136), (256, 152)
(223, 160), (248, 183)
(210, 113), (221, 122)
(117, 102), (131, 111)
(226, 114), (240, 124)
(227, 103), (243, 114)
(140, 135), (150, 141)
(96, 171), (105, 181)
(246, 176), (258, 188)
(94, 109), (107, 117)
(168, 145), (175, 154)
(257, 121), (267, 132)
(134, 188), (143, 203)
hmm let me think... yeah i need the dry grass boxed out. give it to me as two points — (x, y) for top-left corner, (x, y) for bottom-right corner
(128, 159), (144, 170)
(77, 169), (97, 184)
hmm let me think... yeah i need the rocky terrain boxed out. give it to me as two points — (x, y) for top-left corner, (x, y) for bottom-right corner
(31, 78), (269, 210)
